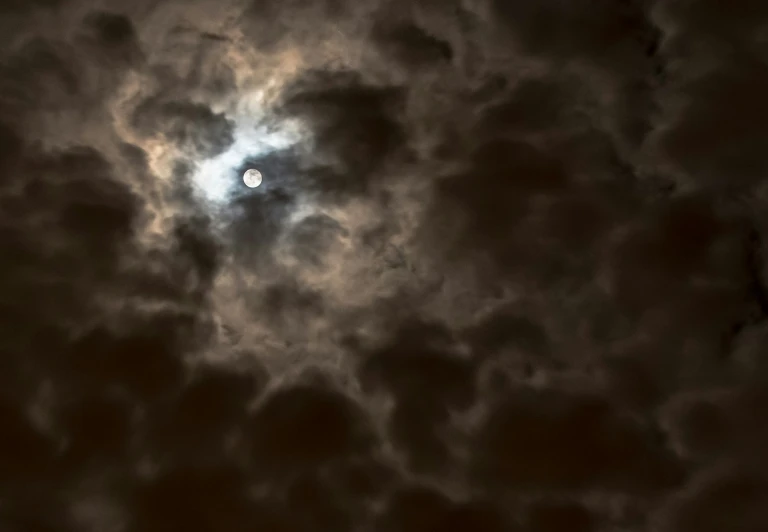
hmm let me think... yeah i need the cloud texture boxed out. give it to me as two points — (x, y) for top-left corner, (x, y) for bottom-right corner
(2, 0), (768, 530)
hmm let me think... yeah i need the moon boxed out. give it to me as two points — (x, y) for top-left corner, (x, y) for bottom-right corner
(243, 168), (263, 188)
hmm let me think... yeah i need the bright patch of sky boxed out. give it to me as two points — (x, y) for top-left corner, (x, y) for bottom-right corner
(191, 114), (304, 203)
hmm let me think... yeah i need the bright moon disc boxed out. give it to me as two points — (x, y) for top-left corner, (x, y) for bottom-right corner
(243, 168), (262, 188)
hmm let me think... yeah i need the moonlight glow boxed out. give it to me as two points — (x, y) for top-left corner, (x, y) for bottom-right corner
(191, 119), (302, 203)
(186, 85), (307, 204)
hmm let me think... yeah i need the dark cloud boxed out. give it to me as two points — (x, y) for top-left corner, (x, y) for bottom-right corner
(247, 381), (375, 479)
(371, 20), (454, 70)
(252, 278), (325, 329)
(277, 70), (409, 198)
(64, 315), (188, 403)
(376, 484), (510, 532)
(0, 496), (77, 532)
(285, 473), (355, 532)
(283, 212), (349, 269)
(131, 465), (269, 532)
(0, 141), (140, 351)
(474, 74), (577, 139)
(358, 320), (476, 408)
(56, 391), (135, 469)
(146, 25), (238, 102)
(492, 0), (641, 60)
(464, 304), (550, 358)
(600, 350), (671, 411)
(147, 362), (268, 464)
(131, 98), (235, 158)
(77, 11), (144, 67)
(1, 0), (766, 529)
(0, 395), (57, 488)
(652, 58), (768, 190)
(654, 0), (768, 44)
(658, 468), (768, 532)
(430, 138), (570, 273)
(168, 213), (222, 297)
(0, 0), (66, 13)
(661, 392), (730, 462)
(241, 0), (347, 51)
(387, 398), (453, 474)
(473, 388), (684, 493)
(0, 38), (82, 117)
(357, 321), (477, 474)
(524, 500), (596, 532)
(0, 10), (142, 131)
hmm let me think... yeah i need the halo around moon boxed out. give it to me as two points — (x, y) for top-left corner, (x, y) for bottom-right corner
(243, 168), (263, 188)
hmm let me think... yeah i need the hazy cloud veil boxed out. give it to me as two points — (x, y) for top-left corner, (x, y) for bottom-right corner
(1, 0), (768, 530)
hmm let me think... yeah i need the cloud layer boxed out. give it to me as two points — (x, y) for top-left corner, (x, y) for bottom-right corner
(2, 0), (768, 530)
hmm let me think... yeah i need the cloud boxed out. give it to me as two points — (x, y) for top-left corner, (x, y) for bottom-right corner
(240, 0), (353, 52)
(279, 212), (348, 268)
(375, 484), (510, 532)
(131, 98), (236, 158)
(660, 391), (730, 462)
(358, 320), (475, 408)
(658, 467), (768, 532)
(78, 11), (144, 67)
(473, 388), (685, 493)
(0, 396), (57, 487)
(650, 58), (768, 190)
(464, 303), (550, 358)
(2, 0), (768, 529)
(0, 38), (82, 118)
(524, 500), (596, 532)
(371, 20), (454, 70)
(247, 380), (375, 479)
(276, 69), (409, 198)
(146, 361), (269, 464)
(0, 138), (140, 342)
(132, 464), (268, 532)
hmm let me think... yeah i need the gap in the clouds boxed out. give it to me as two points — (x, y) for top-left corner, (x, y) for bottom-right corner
(191, 116), (305, 204)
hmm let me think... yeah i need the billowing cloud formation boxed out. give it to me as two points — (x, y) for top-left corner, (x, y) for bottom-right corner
(1, 0), (768, 530)
(131, 98), (235, 158)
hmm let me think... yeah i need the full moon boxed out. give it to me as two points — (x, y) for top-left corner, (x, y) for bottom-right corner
(243, 168), (263, 188)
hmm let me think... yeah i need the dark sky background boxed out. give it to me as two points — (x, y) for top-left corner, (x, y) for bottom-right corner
(2, 0), (768, 530)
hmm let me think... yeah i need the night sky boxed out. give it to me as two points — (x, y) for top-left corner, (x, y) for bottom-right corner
(2, 1), (768, 531)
